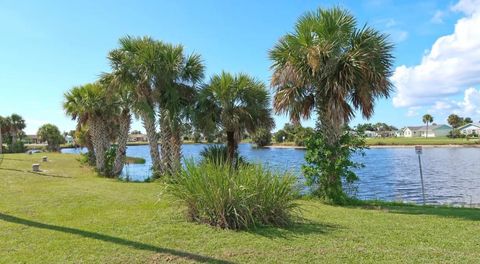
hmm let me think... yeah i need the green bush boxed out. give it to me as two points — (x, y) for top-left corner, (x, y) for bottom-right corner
(303, 130), (366, 204)
(7, 141), (26, 153)
(103, 145), (117, 177)
(168, 160), (299, 229)
(252, 128), (272, 147)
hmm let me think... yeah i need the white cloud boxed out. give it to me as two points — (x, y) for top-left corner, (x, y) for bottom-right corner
(392, 0), (480, 108)
(452, 0), (480, 14)
(406, 106), (421, 117)
(425, 88), (480, 122)
(456, 87), (480, 116)
(431, 10), (445, 24)
(390, 30), (409, 43)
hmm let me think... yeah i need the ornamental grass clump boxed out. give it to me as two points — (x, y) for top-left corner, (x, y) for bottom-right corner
(169, 160), (299, 230)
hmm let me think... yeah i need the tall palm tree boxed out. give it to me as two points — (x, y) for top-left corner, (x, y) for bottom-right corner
(196, 72), (273, 163)
(8, 114), (26, 145)
(269, 7), (393, 196)
(64, 83), (115, 174)
(422, 114), (433, 138)
(270, 7), (393, 143)
(100, 73), (134, 176)
(154, 43), (205, 175)
(108, 36), (163, 174)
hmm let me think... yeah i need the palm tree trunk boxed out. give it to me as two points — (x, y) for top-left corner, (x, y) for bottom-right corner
(88, 117), (107, 173)
(159, 110), (172, 175)
(10, 128), (17, 145)
(170, 123), (182, 175)
(226, 131), (237, 164)
(90, 117), (111, 175)
(85, 133), (96, 166)
(426, 123), (429, 138)
(113, 110), (131, 176)
(140, 111), (162, 175)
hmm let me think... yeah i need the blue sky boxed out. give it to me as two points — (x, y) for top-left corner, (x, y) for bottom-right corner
(1, 0), (479, 134)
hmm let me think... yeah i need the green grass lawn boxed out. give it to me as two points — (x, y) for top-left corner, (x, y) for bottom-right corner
(1, 153), (479, 263)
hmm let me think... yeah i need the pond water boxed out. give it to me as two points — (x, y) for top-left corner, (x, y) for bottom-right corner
(62, 144), (480, 206)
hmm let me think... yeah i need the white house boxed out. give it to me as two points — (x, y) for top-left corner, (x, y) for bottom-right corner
(364, 130), (379, 138)
(400, 126), (422, 137)
(458, 123), (480, 136)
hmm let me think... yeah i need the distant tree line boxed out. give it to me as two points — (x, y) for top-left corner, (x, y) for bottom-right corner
(273, 123), (314, 146)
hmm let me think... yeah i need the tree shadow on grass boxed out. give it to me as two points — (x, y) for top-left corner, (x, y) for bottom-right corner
(247, 220), (341, 239)
(350, 202), (480, 222)
(0, 167), (72, 178)
(0, 213), (233, 264)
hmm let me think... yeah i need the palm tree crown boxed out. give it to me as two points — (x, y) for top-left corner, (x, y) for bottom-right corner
(196, 72), (273, 161)
(270, 7), (394, 143)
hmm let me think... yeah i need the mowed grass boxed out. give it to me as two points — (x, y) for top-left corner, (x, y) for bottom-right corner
(365, 136), (480, 146)
(0, 154), (479, 263)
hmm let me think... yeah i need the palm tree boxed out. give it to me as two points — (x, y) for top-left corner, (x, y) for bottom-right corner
(153, 43), (205, 175)
(269, 7), (393, 197)
(8, 114), (26, 145)
(64, 83), (115, 174)
(196, 72), (273, 163)
(100, 73), (134, 176)
(422, 114), (433, 138)
(75, 124), (95, 165)
(108, 36), (162, 174)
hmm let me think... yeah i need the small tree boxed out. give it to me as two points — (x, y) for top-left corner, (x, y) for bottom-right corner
(274, 129), (288, 143)
(447, 114), (462, 128)
(422, 114), (433, 138)
(252, 128), (272, 147)
(37, 124), (64, 152)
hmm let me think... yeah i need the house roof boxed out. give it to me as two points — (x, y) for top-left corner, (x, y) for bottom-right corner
(457, 123), (480, 130)
(403, 126), (423, 131)
(415, 124), (451, 132)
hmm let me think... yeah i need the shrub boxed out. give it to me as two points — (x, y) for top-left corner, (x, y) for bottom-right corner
(294, 127), (314, 146)
(303, 130), (366, 204)
(199, 145), (247, 166)
(192, 132), (201, 143)
(103, 145), (117, 177)
(252, 128), (272, 147)
(168, 160), (299, 229)
(7, 141), (26, 153)
(447, 129), (464, 138)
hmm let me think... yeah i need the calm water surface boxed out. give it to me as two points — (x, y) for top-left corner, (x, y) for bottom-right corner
(62, 144), (480, 206)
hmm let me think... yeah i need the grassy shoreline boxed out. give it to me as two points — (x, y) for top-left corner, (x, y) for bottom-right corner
(266, 137), (480, 149)
(1, 153), (479, 263)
